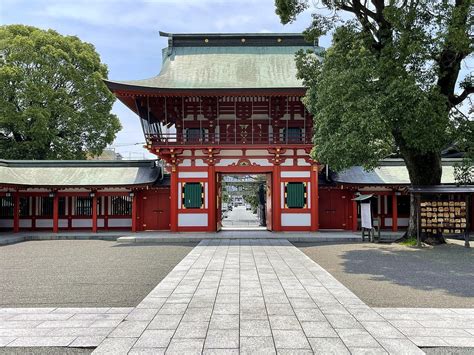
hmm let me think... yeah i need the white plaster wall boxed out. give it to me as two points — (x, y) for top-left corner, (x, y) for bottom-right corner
(36, 219), (53, 228)
(180, 159), (192, 167)
(219, 150), (243, 156)
(249, 159), (272, 166)
(108, 218), (132, 227)
(19, 219), (32, 228)
(281, 160), (293, 166)
(195, 159), (207, 166)
(307, 182), (311, 208)
(281, 183), (285, 209)
(281, 171), (310, 178)
(281, 213), (311, 226)
(98, 218), (105, 228)
(385, 217), (409, 227)
(59, 219), (68, 228)
(216, 159), (238, 166)
(0, 220), (13, 228)
(72, 219), (92, 228)
(297, 159), (311, 166)
(245, 150), (268, 156)
(179, 171), (208, 178)
(178, 213), (208, 227)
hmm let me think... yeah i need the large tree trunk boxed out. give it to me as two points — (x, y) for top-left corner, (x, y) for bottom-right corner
(402, 150), (443, 241)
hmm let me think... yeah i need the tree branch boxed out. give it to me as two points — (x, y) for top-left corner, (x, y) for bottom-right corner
(451, 87), (474, 106)
(436, 0), (471, 103)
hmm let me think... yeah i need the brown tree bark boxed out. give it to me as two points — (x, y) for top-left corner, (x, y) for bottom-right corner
(402, 150), (443, 241)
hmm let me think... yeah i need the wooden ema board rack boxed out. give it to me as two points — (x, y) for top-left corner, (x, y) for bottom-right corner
(420, 200), (467, 235)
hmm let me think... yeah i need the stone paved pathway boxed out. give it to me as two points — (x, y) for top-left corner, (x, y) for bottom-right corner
(0, 307), (133, 347)
(1, 239), (474, 354)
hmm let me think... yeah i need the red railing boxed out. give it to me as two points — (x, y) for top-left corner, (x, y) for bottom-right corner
(147, 132), (312, 146)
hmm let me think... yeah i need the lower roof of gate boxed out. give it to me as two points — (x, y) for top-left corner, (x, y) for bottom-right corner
(0, 160), (163, 188)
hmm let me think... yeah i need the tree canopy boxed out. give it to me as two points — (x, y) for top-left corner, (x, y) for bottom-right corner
(275, 0), (473, 185)
(0, 24), (121, 160)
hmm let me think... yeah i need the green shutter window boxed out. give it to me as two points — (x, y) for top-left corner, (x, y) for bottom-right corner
(286, 182), (306, 208)
(183, 182), (203, 208)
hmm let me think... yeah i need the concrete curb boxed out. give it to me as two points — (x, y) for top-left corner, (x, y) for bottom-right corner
(116, 235), (362, 244)
(0, 235), (119, 246)
(0, 236), (27, 246)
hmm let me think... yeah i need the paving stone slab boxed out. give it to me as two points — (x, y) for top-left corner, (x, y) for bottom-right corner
(7, 336), (76, 347)
(133, 329), (175, 348)
(92, 337), (137, 354)
(3, 238), (473, 354)
(308, 337), (350, 354)
(240, 336), (276, 354)
(204, 329), (239, 349)
(272, 329), (311, 349)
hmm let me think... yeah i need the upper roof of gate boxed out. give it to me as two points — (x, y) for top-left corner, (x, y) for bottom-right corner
(105, 32), (321, 92)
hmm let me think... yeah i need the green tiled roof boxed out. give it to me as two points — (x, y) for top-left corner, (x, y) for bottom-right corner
(334, 159), (460, 185)
(0, 160), (161, 187)
(105, 33), (318, 91)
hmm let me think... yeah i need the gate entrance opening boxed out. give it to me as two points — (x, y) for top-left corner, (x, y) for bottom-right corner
(218, 174), (269, 231)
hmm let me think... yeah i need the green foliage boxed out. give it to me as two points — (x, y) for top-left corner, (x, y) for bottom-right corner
(275, 0), (308, 24)
(276, 1), (473, 183)
(399, 236), (418, 247)
(454, 157), (474, 185)
(0, 25), (121, 159)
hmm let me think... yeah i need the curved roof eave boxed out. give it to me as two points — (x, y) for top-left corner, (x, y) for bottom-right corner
(104, 79), (307, 96)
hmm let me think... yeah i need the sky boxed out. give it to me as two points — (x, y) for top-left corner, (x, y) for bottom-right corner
(1, 1), (471, 159)
(1, 0), (323, 159)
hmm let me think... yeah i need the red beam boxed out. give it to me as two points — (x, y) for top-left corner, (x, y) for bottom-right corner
(170, 169), (178, 232)
(13, 193), (19, 233)
(207, 165), (216, 232)
(272, 165), (281, 231)
(392, 192), (398, 232)
(131, 194), (137, 232)
(53, 194), (59, 233)
(310, 165), (319, 231)
(92, 195), (98, 233)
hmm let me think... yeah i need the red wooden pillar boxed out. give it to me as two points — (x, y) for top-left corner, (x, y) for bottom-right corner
(310, 164), (319, 231)
(31, 196), (36, 230)
(392, 192), (398, 232)
(208, 165), (216, 232)
(92, 194), (97, 233)
(68, 196), (73, 230)
(170, 168), (178, 232)
(131, 193), (137, 232)
(52, 194), (59, 233)
(104, 196), (109, 230)
(272, 165), (281, 231)
(13, 193), (19, 233)
(352, 196), (358, 231)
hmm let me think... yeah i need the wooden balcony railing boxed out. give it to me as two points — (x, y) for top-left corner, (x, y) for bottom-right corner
(147, 132), (312, 146)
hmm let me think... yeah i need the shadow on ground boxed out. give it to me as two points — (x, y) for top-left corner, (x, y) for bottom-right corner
(296, 241), (474, 307)
(339, 243), (474, 298)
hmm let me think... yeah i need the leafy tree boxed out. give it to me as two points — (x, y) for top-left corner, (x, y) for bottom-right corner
(276, 0), (473, 237)
(0, 25), (121, 159)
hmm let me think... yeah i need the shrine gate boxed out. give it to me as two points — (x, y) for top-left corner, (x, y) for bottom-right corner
(106, 32), (321, 232)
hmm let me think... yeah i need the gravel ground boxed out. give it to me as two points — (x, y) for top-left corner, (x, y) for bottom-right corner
(295, 240), (474, 308)
(0, 240), (196, 307)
